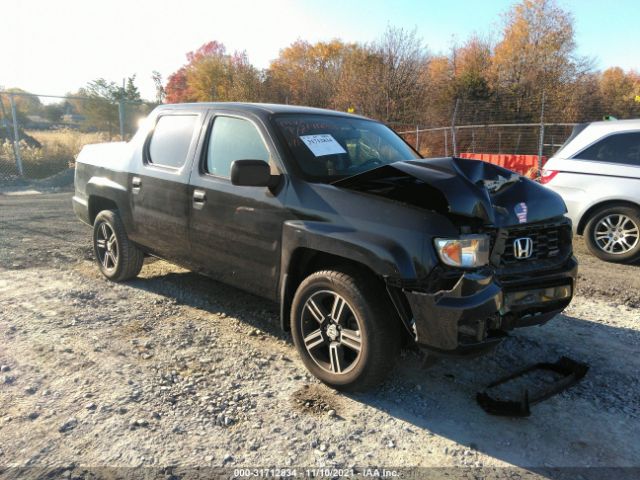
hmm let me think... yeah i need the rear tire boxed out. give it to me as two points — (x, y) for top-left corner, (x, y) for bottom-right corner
(93, 210), (144, 281)
(584, 205), (640, 263)
(290, 268), (401, 392)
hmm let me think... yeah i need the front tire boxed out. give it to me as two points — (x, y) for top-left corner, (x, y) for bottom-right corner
(93, 210), (144, 281)
(290, 269), (401, 391)
(584, 205), (640, 263)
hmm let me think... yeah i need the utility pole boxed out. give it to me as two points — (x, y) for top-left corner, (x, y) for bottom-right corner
(8, 94), (24, 176)
(118, 100), (125, 141)
(444, 129), (448, 156)
(118, 78), (126, 141)
(0, 95), (21, 175)
(451, 98), (459, 157)
(537, 91), (546, 178)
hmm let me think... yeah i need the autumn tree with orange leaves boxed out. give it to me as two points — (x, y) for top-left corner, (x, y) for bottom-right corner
(163, 0), (640, 125)
(165, 41), (262, 103)
(265, 39), (350, 108)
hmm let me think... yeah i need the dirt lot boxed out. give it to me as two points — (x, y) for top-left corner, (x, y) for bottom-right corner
(1, 192), (639, 476)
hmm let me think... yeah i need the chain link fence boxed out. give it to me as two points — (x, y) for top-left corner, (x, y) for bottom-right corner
(0, 91), (155, 180)
(1, 90), (636, 180)
(394, 92), (638, 176)
(397, 123), (577, 158)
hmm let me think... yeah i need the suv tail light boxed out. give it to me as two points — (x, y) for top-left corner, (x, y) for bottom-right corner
(540, 169), (559, 185)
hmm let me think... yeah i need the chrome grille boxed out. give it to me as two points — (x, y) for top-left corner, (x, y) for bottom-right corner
(500, 222), (570, 266)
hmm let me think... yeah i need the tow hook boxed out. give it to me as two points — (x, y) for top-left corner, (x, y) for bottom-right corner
(476, 356), (589, 417)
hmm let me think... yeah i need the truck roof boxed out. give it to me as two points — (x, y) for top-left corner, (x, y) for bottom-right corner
(154, 102), (371, 121)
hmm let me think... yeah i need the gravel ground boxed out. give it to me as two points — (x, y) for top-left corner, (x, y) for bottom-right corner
(0, 192), (639, 476)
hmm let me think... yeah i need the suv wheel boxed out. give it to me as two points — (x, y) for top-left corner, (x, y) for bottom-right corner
(584, 204), (640, 263)
(290, 269), (401, 391)
(93, 210), (144, 281)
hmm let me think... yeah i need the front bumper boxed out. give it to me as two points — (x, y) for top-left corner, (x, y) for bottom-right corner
(403, 256), (577, 354)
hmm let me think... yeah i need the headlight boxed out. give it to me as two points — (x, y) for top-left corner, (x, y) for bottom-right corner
(434, 235), (491, 268)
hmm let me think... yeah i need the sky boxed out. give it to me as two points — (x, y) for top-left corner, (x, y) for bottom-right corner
(2, 0), (638, 102)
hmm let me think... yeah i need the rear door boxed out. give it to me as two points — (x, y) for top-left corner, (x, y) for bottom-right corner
(188, 111), (288, 300)
(130, 110), (203, 262)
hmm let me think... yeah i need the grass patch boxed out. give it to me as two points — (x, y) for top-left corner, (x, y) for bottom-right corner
(0, 129), (111, 179)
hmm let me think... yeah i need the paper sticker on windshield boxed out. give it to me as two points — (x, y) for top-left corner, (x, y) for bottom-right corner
(300, 134), (347, 157)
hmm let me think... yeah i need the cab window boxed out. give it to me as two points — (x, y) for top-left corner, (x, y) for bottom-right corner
(206, 116), (270, 178)
(148, 114), (198, 168)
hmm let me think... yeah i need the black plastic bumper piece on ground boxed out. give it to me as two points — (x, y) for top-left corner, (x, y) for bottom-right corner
(476, 356), (589, 417)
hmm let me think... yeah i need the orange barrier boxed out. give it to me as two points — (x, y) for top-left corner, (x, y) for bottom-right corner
(459, 153), (547, 178)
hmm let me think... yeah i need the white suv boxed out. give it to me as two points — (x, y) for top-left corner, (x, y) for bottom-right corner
(542, 119), (640, 263)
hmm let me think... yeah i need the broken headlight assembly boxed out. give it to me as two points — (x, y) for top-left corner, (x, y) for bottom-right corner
(434, 235), (491, 268)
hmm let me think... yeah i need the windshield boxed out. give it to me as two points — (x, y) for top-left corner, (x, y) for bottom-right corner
(272, 114), (420, 182)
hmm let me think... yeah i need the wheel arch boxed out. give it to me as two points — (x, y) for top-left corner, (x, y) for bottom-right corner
(88, 196), (119, 225)
(85, 176), (133, 231)
(280, 248), (380, 331)
(278, 221), (420, 334)
(577, 199), (640, 235)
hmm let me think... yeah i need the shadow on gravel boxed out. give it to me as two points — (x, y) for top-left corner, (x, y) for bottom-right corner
(127, 269), (286, 340)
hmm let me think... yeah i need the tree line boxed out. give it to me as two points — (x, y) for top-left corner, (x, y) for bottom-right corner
(0, 77), (152, 139)
(160, 0), (640, 127)
(3, 0), (638, 138)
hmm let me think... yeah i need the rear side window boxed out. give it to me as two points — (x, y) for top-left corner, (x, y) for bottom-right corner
(148, 115), (198, 168)
(206, 116), (270, 178)
(575, 132), (640, 166)
(555, 123), (588, 157)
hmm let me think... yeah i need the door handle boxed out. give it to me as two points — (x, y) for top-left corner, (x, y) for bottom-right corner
(132, 176), (142, 194)
(193, 189), (206, 209)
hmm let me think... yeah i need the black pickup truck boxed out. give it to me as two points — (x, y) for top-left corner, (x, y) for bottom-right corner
(73, 103), (577, 391)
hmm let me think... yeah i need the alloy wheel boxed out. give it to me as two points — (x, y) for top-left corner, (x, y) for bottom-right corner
(96, 222), (119, 271)
(300, 290), (362, 375)
(593, 214), (639, 255)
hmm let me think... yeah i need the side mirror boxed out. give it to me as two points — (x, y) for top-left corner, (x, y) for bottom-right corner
(230, 159), (274, 187)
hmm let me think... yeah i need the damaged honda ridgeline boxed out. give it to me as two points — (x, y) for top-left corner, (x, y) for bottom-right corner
(73, 103), (577, 391)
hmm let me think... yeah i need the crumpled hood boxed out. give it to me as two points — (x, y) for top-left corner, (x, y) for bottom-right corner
(332, 157), (567, 227)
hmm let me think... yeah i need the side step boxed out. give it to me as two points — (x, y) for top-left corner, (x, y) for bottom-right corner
(476, 356), (589, 417)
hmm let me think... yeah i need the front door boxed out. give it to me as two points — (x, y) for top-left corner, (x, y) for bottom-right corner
(188, 112), (288, 300)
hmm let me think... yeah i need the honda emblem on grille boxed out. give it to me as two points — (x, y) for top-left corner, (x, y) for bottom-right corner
(513, 237), (533, 260)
